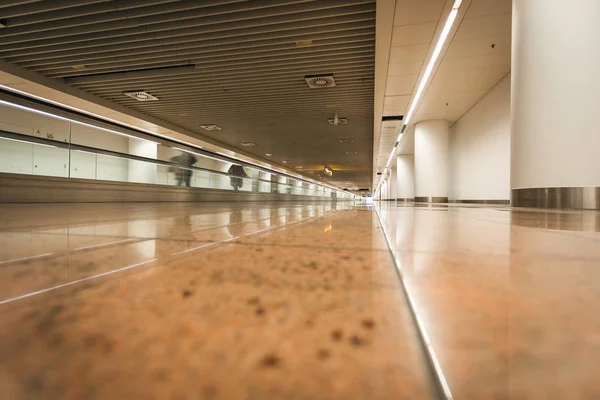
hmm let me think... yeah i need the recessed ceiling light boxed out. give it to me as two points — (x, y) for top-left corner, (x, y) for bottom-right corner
(123, 90), (159, 101)
(199, 124), (222, 131)
(345, 151), (358, 155)
(265, 153), (276, 157)
(240, 141), (256, 147)
(282, 160), (288, 164)
(295, 166), (303, 169)
(304, 74), (336, 89)
(178, 113), (188, 117)
(338, 138), (354, 144)
(71, 65), (86, 70)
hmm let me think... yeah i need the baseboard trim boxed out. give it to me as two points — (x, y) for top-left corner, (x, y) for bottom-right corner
(0, 173), (338, 203)
(448, 199), (510, 205)
(414, 196), (448, 203)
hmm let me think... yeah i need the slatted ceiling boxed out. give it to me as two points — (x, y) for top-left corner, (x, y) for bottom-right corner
(35, 40), (375, 76)
(0, 0), (376, 188)
(0, 1), (369, 46)
(75, 71), (374, 92)
(0, 6), (375, 57)
(14, 22), (375, 65)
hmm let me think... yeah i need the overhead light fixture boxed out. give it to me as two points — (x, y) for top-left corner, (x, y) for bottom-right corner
(295, 166), (303, 169)
(123, 90), (159, 101)
(264, 153), (275, 157)
(324, 166), (333, 176)
(240, 141), (256, 147)
(305, 74), (336, 89)
(71, 65), (87, 70)
(282, 160), (288, 164)
(403, 0), (462, 127)
(375, 0), (463, 198)
(338, 138), (354, 144)
(199, 124), (222, 131)
(345, 151), (358, 155)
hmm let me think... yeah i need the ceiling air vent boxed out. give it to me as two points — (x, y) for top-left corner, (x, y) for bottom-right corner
(199, 124), (222, 131)
(123, 90), (159, 101)
(328, 113), (347, 125)
(305, 74), (336, 89)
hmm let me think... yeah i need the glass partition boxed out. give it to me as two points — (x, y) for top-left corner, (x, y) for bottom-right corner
(0, 99), (357, 200)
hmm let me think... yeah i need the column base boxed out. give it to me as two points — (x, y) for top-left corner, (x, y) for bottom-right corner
(448, 200), (510, 205)
(511, 187), (600, 210)
(414, 196), (448, 203)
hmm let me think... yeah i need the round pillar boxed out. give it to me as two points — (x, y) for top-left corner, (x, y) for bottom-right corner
(414, 120), (449, 202)
(389, 164), (398, 201)
(397, 154), (415, 201)
(511, 0), (600, 209)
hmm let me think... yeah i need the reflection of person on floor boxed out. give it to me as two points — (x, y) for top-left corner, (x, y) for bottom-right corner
(170, 152), (197, 187)
(228, 164), (248, 190)
(226, 209), (244, 237)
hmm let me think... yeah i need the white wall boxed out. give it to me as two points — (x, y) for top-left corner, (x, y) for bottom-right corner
(450, 74), (511, 200)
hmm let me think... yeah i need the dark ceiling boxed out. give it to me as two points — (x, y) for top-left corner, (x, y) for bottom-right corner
(0, 0), (375, 188)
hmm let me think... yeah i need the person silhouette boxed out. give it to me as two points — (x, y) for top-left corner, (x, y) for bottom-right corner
(227, 164), (248, 190)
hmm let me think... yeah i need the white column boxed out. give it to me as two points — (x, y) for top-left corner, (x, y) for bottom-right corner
(389, 164), (398, 201)
(414, 120), (449, 202)
(511, 0), (600, 198)
(397, 154), (415, 200)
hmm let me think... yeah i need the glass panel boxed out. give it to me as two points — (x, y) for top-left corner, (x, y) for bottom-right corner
(33, 144), (69, 177)
(70, 150), (97, 179)
(0, 137), (34, 175)
(96, 154), (128, 182)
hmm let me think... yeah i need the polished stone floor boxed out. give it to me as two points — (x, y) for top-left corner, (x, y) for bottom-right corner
(1, 201), (599, 399)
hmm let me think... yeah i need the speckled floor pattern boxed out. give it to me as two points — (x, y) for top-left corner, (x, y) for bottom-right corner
(3, 201), (599, 400)
(0, 202), (437, 400)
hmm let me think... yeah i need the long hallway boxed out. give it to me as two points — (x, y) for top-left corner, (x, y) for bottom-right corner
(2, 202), (600, 399)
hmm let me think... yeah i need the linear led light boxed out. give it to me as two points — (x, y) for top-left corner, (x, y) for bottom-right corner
(0, 136), (56, 148)
(404, 0), (462, 126)
(375, 0), (462, 197)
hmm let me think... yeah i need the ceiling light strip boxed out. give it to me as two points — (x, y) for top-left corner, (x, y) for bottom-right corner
(403, 0), (461, 126)
(375, 0), (462, 197)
